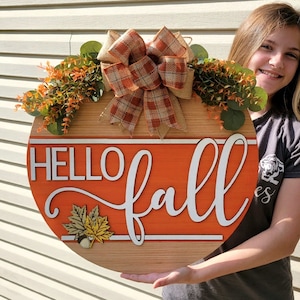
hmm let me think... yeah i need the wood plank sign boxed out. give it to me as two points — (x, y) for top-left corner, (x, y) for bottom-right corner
(23, 27), (265, 274)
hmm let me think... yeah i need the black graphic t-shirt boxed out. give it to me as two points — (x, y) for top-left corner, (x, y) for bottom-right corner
(162, 111), (300, 300)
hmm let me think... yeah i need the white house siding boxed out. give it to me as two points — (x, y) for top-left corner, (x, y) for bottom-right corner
(0, 0), (299, 299)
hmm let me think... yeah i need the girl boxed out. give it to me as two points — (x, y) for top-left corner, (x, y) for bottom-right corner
(121, 3), (300, 299)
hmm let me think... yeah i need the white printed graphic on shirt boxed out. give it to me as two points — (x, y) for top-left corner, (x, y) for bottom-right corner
(255, 154), (284, 204)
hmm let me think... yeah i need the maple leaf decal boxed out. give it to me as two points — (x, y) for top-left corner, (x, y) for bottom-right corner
(63, 204), (87, 239)
(63, 204), (114, 248)
(84, 215), (114, 247)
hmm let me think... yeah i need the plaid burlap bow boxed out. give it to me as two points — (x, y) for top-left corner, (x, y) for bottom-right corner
(98, 26), (194, 137)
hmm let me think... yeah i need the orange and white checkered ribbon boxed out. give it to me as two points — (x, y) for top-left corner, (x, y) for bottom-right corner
(98, 26), (194, 137)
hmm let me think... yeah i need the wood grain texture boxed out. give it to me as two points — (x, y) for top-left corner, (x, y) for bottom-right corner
(30, 91), (257, 139)
(67, 241), (221, 274)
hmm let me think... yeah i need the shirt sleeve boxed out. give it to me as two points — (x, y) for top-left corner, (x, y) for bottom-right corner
(284, 118), (300, 178)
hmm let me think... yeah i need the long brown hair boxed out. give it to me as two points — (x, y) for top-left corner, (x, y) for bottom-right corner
(228, 3), (300, 119)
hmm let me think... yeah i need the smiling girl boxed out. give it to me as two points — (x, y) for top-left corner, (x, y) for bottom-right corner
(121, 3), (300, 299)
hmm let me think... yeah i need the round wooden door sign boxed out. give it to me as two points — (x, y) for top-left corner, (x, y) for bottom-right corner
(27, 92), (258, 274)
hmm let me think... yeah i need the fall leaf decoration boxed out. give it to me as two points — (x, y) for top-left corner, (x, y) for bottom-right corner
(84, 215), (114, 247)
(15, 41), (104, 135)
(190, 57), (267, 130)
(63, 204), (114, 248)
(63, 204), (87, 238)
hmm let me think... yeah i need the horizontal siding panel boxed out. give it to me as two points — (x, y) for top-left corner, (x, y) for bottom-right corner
(0, 0), (187, 6)
(293, 243), (300, 295)
(1, 266), (89, 300)
(0, 241), (161, 300)
(0, 56), (61, 78)
(0, 183), (36, 210)
(0, 1), (272, 31)
(0, 33), (71, 56)
(0, 276), (51, 300)
(0, 162), (29, 187)
(294, 242), (300, 258)
(0, 32), (234, 60)
(70, 32), (235, 60)
(0, 99), (34, 123)
(0, 141), (27, 165)
(0, 200), (46, 233)
(0, 120), (31, 144)
(1, 217), (89, 263)
(0, 78), (39, 100)
(2, 260), (136, 300)
(0, 33), (234, 68)
(292, 259), (300, 293)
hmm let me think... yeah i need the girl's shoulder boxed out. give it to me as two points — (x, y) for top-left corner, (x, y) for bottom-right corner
(254, 111), (300, 145)
(254, 110), (300, 129)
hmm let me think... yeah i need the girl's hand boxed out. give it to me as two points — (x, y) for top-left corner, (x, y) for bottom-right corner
(121, 266), (193, 288)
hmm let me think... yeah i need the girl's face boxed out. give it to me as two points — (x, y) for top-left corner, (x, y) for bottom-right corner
(247, 26), (300, 99)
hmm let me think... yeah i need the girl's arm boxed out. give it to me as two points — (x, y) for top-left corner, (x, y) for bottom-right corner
(121, 177), (300, 288)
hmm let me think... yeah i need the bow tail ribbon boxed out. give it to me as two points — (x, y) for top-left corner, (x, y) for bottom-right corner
(109, 86), (186, 137)
(109, 89), (144, 135)
(144, 86), (187, 137)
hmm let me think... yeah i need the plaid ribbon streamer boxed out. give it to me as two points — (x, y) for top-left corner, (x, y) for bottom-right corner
(101, 26), (191, 136)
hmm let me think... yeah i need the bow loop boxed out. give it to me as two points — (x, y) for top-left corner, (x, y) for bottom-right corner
(146, 26), (186, 58)
(103, 63), (138, 97)
(158, 56), (187, 89)
(109, 29), (146, 66)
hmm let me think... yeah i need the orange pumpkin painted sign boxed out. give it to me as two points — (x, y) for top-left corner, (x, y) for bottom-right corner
(27, 93), (259, 273)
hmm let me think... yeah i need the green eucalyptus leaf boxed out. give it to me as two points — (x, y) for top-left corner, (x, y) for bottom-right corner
(27, 109), (41, 117)
(190, 44), (209, 59)
(80, 41), (102, 57)
(221, 108), (245, 131)
(248, 103), (260, 112)
(227, 97), (250, 111)
(230, 63), (254, 77)
(47, 117), (64, 135)
(249, 86), (268, 111)
(39, 106), (50, 117)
